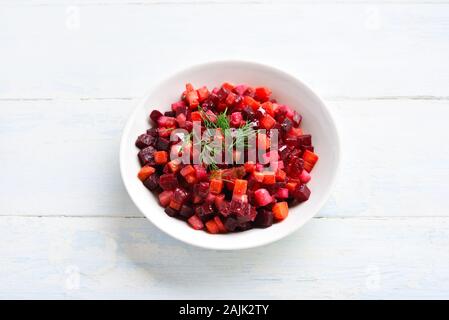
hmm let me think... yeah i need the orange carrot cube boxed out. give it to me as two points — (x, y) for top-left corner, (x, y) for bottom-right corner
(205, 220), (220, 234)
(137, 166), (155, 181)
(154, 151), (168, 164)
(233, 179), (248, 196)
(272, 202), (289, 221)
(263, 171), (276, 185)
(210, 179), (223, 194)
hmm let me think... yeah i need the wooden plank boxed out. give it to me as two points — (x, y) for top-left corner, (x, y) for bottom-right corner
(0, 99), (448, 217)
(0, 216), (448, 299)
(1, 3), (449, 99)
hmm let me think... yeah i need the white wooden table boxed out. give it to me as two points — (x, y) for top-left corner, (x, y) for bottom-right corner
(1, 0), (449, 299)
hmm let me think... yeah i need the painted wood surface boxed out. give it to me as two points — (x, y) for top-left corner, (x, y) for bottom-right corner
(1, 2), (449, 99)
(1, 0), (449, 299)
(1, 216), (449, 299)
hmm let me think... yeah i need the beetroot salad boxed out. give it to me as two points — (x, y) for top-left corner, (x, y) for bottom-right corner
(135, 83), (319, 234)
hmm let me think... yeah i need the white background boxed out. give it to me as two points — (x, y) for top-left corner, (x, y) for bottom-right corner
(1, 0), (449, 299)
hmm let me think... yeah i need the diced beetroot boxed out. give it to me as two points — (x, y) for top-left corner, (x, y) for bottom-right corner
(188, 215), (204, 230)
(292, 112), (302, 126)
(205, 193), (216, 204)
(149, 110), (163, 123)
(158, 191), (172, 207)
(135, 133), (156, 149)
(281, 117), (293, 133)
(233, 84), (248, 96)
(143, 173), (159, 191)
(136, 82), (317, 234)
(171, 100), (186, 112)
(196, 86), (210, 102)
(299, 169), (311, 183)
(157, 116), (177, 128)
(138, 146), (156, 166)
(275, 187), (289, 199)
(164, 111), (176, 117)
(159, 173), (178, 191)
(230, 112), (243, 127)
(214, 194), (225, 209)
(224, 217), (238, 232)
(298, 134), (312, 146)
(254, 209), (273, 228)
(291, 184), (311, 202)
(173, 187), (189, 204)
(193, 181), (209, 198)
(254, 188), (273, 207)
(213, 216), (227, 233)
(156, 137), (170, 151)
(164, 207), (178, 217)
(179, 204), (194, 218)
(176, 113), (187, 128)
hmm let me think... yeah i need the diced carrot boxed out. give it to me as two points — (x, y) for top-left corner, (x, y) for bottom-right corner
(222, 82), (235, 91)
(275, 169), (286, 182)
(137, 166), (155, 181)
(303, 150), (319, 172)
(185, 83), (195, 92)
(196, 86), (210, 102)
(184, 173), (198, 184)
(186, 90), (199, 108)
(272, 202), (289, 221)
(253, 171), (265, 182)
(261, 101), (275, 116)
(190, 111), (202, 122)
(213, 216), (227, 233)
(244, 96), (260, 110)
(188, 215), (204, 230)
(263, 171), (276, 185)
(260, 114), (276, 130)
(303, 150), (319, 165)
(287, 127), (303, 137)
(233, 179), (248, 196)
(205, 220), (220, 234)
(286, 181), (298, 191)
(244, 161), (256, 173)
(154, 151), (168, 164)
(180, 164), (195, 177)
(255, 86), (272, 102)
(210, 179), (223, 194)
(169, 200), (182, 211)
(167, 159), (181, 173)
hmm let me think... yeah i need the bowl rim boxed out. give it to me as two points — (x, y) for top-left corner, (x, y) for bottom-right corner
(119, 59), (341, 250)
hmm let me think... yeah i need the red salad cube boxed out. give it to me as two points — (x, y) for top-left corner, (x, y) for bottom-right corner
(254, 188), (273, 207)
(188, 215), (204, 230)
(159, 190), (173, 207)
(272, 202), (288, 221)
(255, 86), (272, 102)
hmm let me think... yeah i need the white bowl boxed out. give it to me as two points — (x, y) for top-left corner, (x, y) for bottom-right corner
(120, 60), (340, 250)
